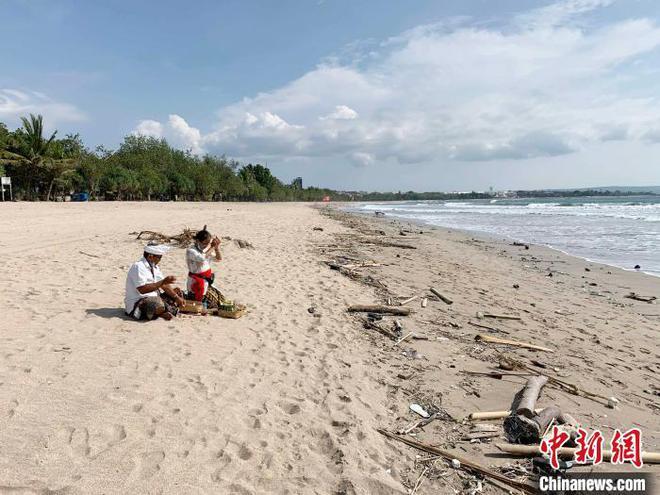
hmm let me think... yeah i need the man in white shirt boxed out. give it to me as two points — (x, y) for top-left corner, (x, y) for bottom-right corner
(125, 244), (185, 321)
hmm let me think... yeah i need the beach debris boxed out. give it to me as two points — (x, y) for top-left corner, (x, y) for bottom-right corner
(468, 409), (543, 421)
(365, 239), (417, 250)
(307, 306), (316, 314)
(234, 239), (254, 249)
(362, 318), (399, 340)
(451, 458), (461, 469)
(348, 304), (411, 315)
(468, 321), (509, 335)
(377, 430), (537, 493)
(494, 443), (660, 464)
(394, 332), (414, 346)
(312, 226), (324, 231)
(400, 295), (418, 306)
(476, 311), (521, 320)
(374, 211), (386, 217)
(504, 405), (561, 444)
(401, 348), (423, 360)
(634, 264), (641, 270)
(474, 334), (555, 352)
(410, 403), (430, 418)
(79, 250), (101, 258)
(513, 284), (520, 289)
(135, 228), (195, 247)
(606, 396), (620, 409)
(475, 334), (554, 353)
(624, 292), (656, 303)
(515, 376), (549, 418)
(421, 297), (428, 308)
(429, 287), (453, 305)
(512, 242), (530, 250)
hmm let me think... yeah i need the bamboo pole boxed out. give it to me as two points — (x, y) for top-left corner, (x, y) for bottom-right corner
(468, 409), (543, 421)
(495, 444), (660, 464)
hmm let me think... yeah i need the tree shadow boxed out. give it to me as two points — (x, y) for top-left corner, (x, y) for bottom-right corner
(85, 307), (130, 320)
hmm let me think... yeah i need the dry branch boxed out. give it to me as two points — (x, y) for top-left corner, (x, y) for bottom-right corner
(429, 287), (453, 305)
(348, 305), (411, 315)
(475, 334), (554, 353)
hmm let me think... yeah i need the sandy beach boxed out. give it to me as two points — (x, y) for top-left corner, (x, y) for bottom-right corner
(0, 202), (657, 494)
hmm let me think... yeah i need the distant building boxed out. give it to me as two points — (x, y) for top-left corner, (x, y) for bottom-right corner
(292, 177), (303, 189)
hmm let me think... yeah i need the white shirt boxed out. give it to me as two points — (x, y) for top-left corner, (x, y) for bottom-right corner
(125, 257), (164, 314)
(186, 245), (213, 294)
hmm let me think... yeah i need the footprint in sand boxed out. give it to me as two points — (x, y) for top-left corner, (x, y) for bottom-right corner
(133, 450), (165, 479)
(279, 402), (301, 415)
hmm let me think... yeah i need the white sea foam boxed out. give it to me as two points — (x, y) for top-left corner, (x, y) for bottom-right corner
(352, 196), (660, 276)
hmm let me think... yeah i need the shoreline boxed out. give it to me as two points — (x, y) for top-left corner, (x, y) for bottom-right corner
(342, 202), (660, 279)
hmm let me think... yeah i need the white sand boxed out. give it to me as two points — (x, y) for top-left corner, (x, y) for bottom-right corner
(0, 202), (657, 494)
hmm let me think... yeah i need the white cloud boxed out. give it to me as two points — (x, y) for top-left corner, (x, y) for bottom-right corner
(320, 105), (358, 120)
(0, 88), (85, 125)
(134, 119), (163, 138)
(133, 0), (660, 167)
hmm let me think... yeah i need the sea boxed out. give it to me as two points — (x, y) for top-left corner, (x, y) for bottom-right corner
(352, 196), (660, 277)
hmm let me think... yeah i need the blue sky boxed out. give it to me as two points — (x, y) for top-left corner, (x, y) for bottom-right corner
(2, 0), (660, 191)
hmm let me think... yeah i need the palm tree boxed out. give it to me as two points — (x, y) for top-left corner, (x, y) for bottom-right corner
(0, 114), (77, 200)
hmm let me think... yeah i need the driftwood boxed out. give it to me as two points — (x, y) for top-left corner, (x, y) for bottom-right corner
(400, 296), (418, 306)
(495, 443), (660, 464)
(462, 431), (500, 441)
(504, 405), (560, 444)
(515, 376), (549, 418)
(364, 239), (417, 249)
(513, 361), (611, 406)
(429, 287), (453, 305)
(362, 318), (398, 340)
(475, 334), (554, 353)
(624, 292), (657, 303)
(477, 312), (521, 320)
(136, 228), (195, 247)
(468, 321), (509, 335)
(377, 430), (536, 494)
(461, 370), (534, 379)
(235, 239), (254, 249)
(468, 409), (543, 421)
(348, 305), (411, 315)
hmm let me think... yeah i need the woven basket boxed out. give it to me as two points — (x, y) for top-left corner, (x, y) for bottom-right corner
(216, 303), (247, 319)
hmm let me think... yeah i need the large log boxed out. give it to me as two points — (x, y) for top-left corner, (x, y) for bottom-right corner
(348, 305), (411, 315)
(503, 405), (561, 444)
(515, 376), (549, 418)
(495, 443), (660, 464)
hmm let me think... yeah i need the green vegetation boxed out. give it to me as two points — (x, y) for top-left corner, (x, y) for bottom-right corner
(0, 115), (346, 202)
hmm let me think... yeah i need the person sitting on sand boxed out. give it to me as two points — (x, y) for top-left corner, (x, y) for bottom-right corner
(125, 243), (185, 321)
(186, 226), (223, 307)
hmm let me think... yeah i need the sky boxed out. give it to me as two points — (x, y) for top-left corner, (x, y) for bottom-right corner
(2, 0), (660, 191)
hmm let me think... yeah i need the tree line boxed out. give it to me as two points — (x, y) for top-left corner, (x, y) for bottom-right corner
(0, 114), (348, 202)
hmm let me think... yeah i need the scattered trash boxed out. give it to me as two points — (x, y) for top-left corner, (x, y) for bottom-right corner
(624, 292), (656, 303)
(312, 227), (324, 231)
(451, 458), (461, 469)
(410, 403), (430, 418)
